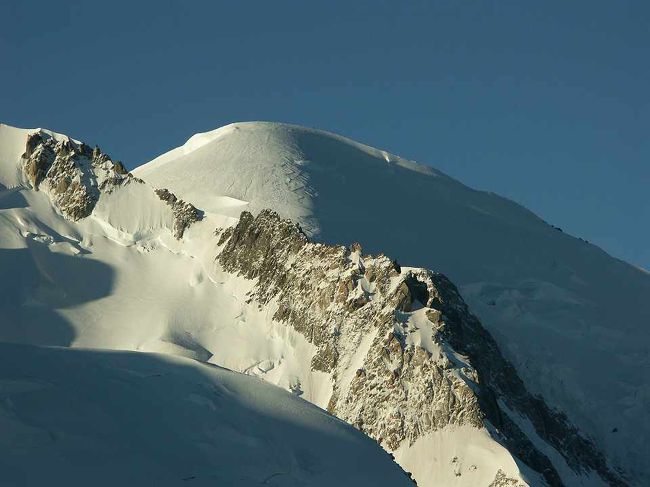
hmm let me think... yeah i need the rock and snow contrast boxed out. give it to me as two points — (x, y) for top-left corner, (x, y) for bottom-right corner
(1, 121), (647, 486)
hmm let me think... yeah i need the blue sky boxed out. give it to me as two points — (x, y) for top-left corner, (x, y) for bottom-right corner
(1, 1), (648, 268)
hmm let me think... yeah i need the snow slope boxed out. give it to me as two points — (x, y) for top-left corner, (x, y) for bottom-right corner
(136, 121), (650, 483)
(0, 124), (413, 484)
(0, 123), (327, 406)
(0, 122), (536, 486)
(0, 342), (412, 487)
(2, 121), (646, 485)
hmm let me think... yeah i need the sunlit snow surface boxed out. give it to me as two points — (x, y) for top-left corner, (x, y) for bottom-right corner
(1, 121), (648, 485)
(136, 122), (650, 483)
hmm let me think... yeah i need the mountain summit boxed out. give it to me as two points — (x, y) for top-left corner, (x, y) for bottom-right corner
(137, 121), (650, 483)
(1, 121), (647, 485)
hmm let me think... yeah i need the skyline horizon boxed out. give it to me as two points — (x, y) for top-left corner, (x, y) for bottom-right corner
(2, 1), (647, 269)
(3, 116), (647, 273)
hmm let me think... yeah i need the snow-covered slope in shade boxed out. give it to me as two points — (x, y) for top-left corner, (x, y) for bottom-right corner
(0, 342), (412, 487)
(136, 121), (650, 483)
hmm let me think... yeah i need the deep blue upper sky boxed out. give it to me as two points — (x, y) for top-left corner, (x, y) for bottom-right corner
(2, 1), (648, 268)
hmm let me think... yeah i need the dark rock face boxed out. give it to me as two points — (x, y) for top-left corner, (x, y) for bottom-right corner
(154, 188), (203, 239)
(23, 133), (54, 190)
(112, 161), (128, 175)
(218, 212), (484, 446)
(20, 131), (136, 221)
(217, 209), (627, 487)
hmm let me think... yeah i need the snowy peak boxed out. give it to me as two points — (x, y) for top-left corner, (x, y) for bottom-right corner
(145, 121), (432, 171)
(136, 120), (650, 484)
(135, 121), (440, 231)
(1, 121), (647, 485)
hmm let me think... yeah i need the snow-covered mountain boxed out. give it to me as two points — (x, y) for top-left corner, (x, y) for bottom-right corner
(0, 124), (413, 487)
(1, 121), (646, 485)
(137, 122), (650, 483)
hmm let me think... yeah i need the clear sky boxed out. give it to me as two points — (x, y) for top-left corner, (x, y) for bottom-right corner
(2, 1), (648, 268)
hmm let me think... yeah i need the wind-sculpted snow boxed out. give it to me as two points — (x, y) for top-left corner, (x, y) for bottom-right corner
(217, 209), (626, 486)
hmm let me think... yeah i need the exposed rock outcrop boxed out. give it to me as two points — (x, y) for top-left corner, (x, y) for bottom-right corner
(154, 188), (203, 238)
(21, 131), (137, 220)
(217, 209), (627, 487)
(20, 131), (202, 240)
(489, 469), (527, 487)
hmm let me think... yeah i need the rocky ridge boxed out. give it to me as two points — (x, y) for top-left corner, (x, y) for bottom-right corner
(217, 209), (627, 487)
(14, 129), (629, 485)
(155, 188), (203, 238)
(20, 131), (201, 237)
(22, 131), (136, 220)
